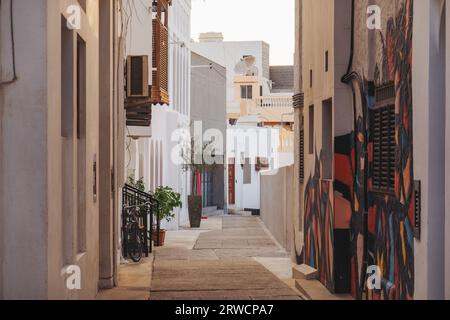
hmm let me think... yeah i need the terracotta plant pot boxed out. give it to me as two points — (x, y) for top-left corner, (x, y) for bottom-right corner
(188, 195), (203, 228)
(152, 228), (166, 247)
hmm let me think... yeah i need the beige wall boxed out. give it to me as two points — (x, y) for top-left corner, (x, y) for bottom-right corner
(260, 166), (295, 253)
(302, 0), (334, 179)
(0, 0), (122, 299)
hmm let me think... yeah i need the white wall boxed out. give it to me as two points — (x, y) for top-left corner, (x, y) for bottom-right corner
(169, 0), (191, 117)
(124, 0), (192, 230)
(413, 0), (448, 300)
(227, 124), (287, 210)
(125, 0), (153, 84)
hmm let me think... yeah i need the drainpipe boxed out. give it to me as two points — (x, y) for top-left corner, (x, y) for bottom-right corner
(341, 0), (370, 300)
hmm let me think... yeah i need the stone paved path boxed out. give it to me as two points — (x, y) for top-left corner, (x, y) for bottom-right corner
(150, 216), (301, 300)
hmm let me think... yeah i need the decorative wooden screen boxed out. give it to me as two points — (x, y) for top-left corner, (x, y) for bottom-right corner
(151, 0), (171, 105)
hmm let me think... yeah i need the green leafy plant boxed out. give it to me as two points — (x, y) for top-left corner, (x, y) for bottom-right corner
(128, 176), (145, 192)
(152, 186), (182, 223)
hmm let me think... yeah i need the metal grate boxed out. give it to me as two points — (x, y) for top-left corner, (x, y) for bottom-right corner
(371, 104), (396, 193)
(300, 128), (305, 182)
(414, 180), (421, 239)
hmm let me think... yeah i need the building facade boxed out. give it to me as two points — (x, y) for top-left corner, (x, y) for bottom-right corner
(191, 36), (271, 120)
(292, 0), (450, 300)
(190, 51), (227, 210)
(0, 0), (124, 299)
(124, 0), (192, 230)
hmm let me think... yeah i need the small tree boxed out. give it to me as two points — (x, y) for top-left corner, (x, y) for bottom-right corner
(181, 138), (217, 197)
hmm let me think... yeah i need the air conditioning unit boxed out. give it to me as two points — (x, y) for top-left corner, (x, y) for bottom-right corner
(126, 55), (149, 98)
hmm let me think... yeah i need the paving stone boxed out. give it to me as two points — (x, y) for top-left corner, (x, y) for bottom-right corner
(149, 216), (300, 301)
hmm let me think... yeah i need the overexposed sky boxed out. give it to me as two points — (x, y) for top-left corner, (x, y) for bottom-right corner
(191, 0), (295, 66)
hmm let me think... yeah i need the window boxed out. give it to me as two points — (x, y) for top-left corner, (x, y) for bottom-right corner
(256, 157), (269, 171)
(61, 16), (75, 264)
(260, 85), (263, 97)
(310, 70), (313, 88)
(76, 35), (87, 254)
(325, 51), (329, 72)
(243, 158), (252, 184)
(308, 105), (314, 154)
(322, 99), (333, 180)
(371, 83), (396, 193)
(241, 85), (253, 100)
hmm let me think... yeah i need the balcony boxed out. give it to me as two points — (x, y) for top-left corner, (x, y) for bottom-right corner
(240, 96), (294, 123)
(254, 96), (293, 108)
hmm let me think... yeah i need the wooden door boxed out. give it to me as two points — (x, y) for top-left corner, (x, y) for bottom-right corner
(228, 159), (235, 205)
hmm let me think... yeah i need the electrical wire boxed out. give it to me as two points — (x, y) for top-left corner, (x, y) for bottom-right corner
(0, 0), (18, 85)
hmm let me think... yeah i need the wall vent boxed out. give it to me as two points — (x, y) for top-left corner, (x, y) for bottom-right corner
(414, 180), (421, 239)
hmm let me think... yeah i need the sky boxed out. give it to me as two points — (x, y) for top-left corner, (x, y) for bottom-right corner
(191, 0), (295, 66)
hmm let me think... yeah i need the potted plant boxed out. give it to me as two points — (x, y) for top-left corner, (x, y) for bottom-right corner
(181, 138), (215, 228)
(152, 186), (182, 246)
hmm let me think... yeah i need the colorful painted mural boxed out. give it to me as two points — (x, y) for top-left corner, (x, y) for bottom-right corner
(334, 119), (366, 299)
(304, 151), (334, 291)
(303, 0), (415, 300)
(367, 0), (415, 300)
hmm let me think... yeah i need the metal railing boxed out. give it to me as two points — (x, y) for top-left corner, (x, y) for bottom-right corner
(122, 184), (160, 259)
(254, 96), (293, 108)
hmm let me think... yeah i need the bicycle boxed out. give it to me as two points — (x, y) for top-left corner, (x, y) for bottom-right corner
(123, 203), (150, 262)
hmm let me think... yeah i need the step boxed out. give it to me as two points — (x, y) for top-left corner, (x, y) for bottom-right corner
(295, 279), (335, 300)
(295, 279), (354, 301)
(292, 264), (318, 280)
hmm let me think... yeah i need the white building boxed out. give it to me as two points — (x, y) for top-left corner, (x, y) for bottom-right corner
(227, 115), (293, 214)
(125, 0), (192, 231)
(191, 35), (271, 119)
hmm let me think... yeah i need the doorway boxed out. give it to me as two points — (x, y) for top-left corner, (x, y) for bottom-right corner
(228, 159), (235, 205)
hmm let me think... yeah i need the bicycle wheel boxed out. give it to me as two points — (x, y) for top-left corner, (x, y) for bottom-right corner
(128, 224), (143, 263)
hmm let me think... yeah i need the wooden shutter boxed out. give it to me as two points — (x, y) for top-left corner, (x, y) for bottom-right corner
(371, 104), (396, 193)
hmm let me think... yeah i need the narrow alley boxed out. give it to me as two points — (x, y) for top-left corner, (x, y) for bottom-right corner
(151, 215), (301, 300)
(1, 0), (450, 309)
